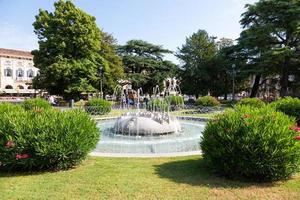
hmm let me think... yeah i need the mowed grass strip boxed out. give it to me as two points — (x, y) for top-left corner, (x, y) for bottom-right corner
(0, 156), (299, 200)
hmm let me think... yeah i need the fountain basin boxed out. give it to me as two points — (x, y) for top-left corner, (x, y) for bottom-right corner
(93, 117), (206, 155)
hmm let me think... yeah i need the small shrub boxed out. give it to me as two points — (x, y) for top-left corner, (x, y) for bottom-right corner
(0, 107), (99, 171)
(147, 99), (169, 112)
(85, 98), (111, 115)
(195, 96), (220, 107)
(237, 98), (265, 108)
(200, 106), (300, 182)
(165, 96), (184, 106)
(22, 98), (51, 111)
(271, 97), (300, 125)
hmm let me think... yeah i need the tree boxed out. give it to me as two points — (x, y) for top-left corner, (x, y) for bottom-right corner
(239, 0), (300, 97)
(176, 30), (218, 97)
(118, 40), (176, 93)
(99, 32), (124, 95)
(32, 0), (123, 99)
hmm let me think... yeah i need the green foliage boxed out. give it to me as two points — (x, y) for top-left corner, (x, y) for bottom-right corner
(271, 97), (300, 124)
(147, 99), (170, 112)
(22, 98), (51, 111)
(238, 0), (300, 97)
(195, 96), (220, 107)
(32, 0), (123, 99)
(201, 106), (300, 182)
(118, 40), (177, 93)
(85, 98), (111, 115)
(165, 96), (184, 107)
(0, 105), (99, 171)
(237, 98), (265, 108)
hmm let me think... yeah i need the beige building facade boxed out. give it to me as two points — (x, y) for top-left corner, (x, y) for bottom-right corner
(0, 48), (39, 95)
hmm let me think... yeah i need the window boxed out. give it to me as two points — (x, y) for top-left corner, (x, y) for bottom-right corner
(5, 85), (13, 89)
(28, 86), (33, 89)
(27, 69), (34, 78)
(17, 85), (24, 90)
(16, 68), (24, 77)
(4, 68), (12, 77)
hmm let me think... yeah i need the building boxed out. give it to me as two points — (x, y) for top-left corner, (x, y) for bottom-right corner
(0, 48), (39, 96)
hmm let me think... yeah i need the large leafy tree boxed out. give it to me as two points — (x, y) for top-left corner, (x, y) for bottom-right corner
(238, 0), (300, 97)
(118, 40), (176, 93)
(176, 30), (218, 96)
(99, 32), (124, 94)
(32, 0), (123, 99)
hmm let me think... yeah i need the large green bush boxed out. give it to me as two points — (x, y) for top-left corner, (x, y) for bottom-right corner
(237, 98), (265, 108)
(85, 98), (111, 115)
(200, 106), (300, 182)
(0, 105), (99, 171)
(271, 97), (300, 125)
(22, 98), (51, 111)
(195, 96), (220, 107)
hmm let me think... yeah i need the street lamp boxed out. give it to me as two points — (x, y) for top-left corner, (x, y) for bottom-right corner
(99, 66), (103, 99)
(232, 64), (236, 102)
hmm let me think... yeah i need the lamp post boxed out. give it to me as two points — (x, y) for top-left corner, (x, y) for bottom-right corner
(99, 66), (103, 99)
(232, 64), (236, 102)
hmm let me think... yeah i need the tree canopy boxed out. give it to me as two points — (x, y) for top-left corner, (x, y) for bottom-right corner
(118, 40), (177, 93)
(238, 0), (300, 97)
(32, 0), (123, 99)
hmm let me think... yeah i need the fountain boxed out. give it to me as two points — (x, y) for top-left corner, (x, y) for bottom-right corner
(93, 81), (206, 156)
(114, 112), (181, 136)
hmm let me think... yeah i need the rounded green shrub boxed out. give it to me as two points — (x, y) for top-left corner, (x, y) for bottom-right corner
(271, 97), (300, 125)
(200, 106), (300, 182)
(0, 106), (99, 171)
(237, 98), (265, 108)
(195, 96), (220, 107)
(22, 98), (51, 111)
(85, 98), (111, 115)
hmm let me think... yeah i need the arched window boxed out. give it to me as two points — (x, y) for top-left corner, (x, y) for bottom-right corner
(5, 85), (13, 89)
(27, 69), (34, 78)
(16, 68), (24, 77)
(27, 86), (33, 89)
(4, 68), (12, 77)
(17, 85), (24, 90)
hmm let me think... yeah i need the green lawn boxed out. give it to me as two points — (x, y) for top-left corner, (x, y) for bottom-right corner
(1, 156), (299, 200)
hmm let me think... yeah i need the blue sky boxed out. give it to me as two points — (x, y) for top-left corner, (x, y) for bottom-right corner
(0, 0), (257, 62)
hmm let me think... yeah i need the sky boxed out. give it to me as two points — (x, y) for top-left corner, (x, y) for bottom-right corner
(0, 0), (258, 63)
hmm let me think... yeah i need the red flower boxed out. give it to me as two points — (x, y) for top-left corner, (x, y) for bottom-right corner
(16, 154), (30, 160)
(5, 140), (15, 148)
(295, 136), (300, 141)
(290, 126), (300, 132)
(243, 114), (251, 119)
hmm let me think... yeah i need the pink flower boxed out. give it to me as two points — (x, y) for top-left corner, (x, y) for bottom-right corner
(5, 140), (15, 148)
(295, 136), (300, 141)
(16, 154), (30, 160)
(290, 126), (300, 132)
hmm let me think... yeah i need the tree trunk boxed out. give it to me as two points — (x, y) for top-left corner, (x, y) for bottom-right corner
(250, 74), (261, 98)
(224, 75), (228, 100)
(280, 59), (289, 97)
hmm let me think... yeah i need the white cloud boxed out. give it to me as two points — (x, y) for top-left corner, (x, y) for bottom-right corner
(0, 23), (38, 51)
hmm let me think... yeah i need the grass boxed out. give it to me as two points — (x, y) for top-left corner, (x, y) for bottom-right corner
(1, 156), (299, 200)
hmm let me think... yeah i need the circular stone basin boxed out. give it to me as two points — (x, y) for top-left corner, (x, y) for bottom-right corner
(93, 117), (206, 155)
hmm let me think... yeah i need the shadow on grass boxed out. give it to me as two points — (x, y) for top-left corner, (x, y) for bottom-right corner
(154, 158), (276, 189)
